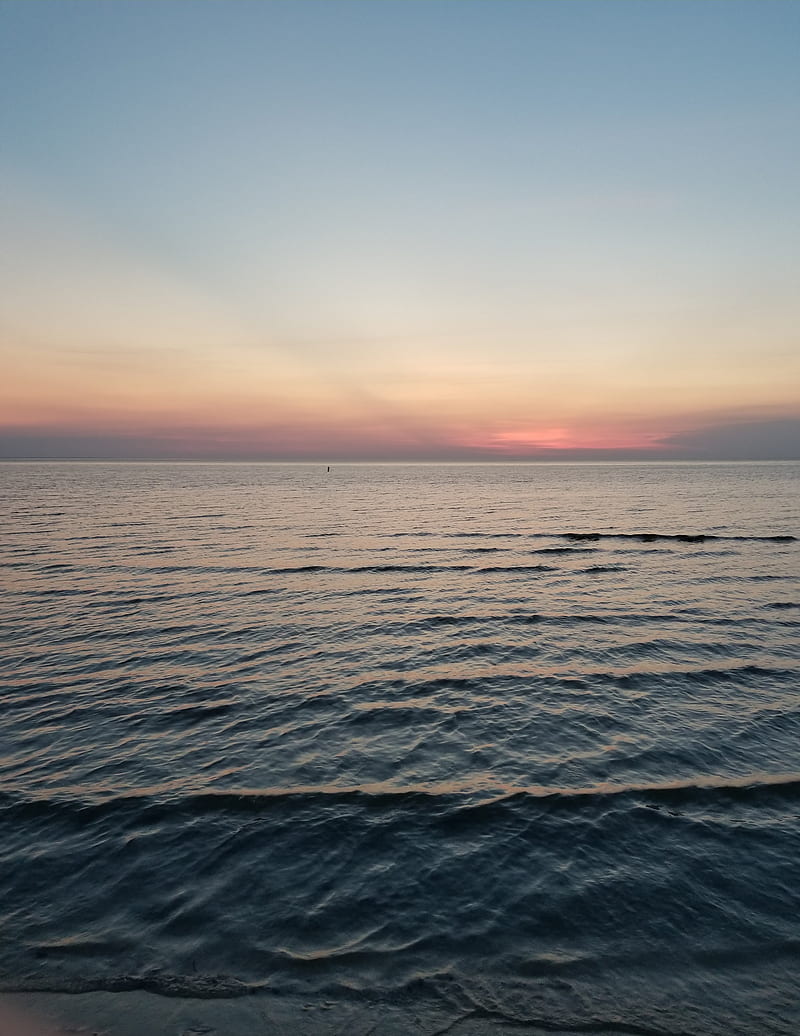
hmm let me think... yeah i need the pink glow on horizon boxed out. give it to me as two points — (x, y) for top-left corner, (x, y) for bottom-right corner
(460, 425), (669, 454)
(2, 397), (798, 460)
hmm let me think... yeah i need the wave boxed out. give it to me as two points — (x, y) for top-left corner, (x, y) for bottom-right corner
(475, 564), (556, 573)
(447, 531), (524, 538)
(4, 774), (798, 825)
(429, 530), (796, 545)
(263, 563), (556, 575)
(349, 563), (473, 573)
(578, 565), (629, 574)
(531, 546), (597, 555)
(561, 532), (796, 544)
(402, 530), (796, 544)
(270, 564), (329, 574)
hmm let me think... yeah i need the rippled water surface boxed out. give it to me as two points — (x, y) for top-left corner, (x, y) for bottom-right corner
(1, 462), (799, 1034)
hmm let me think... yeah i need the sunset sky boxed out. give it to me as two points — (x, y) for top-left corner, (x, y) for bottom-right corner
(1, 0), (799, 460)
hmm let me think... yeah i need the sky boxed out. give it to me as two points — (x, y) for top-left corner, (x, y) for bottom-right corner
(1, 0), (799, 461)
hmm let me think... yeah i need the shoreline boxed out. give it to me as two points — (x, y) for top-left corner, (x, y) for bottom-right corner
(0, 990), (545, 1036)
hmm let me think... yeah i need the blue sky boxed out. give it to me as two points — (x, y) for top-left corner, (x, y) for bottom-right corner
(1, 0), (799, 459)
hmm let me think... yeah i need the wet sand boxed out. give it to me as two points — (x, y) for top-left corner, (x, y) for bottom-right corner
(0, 991), (621, 1035)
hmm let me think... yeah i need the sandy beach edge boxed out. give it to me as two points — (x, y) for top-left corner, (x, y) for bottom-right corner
(0, 987), (627, 1035)
(0, 988), (544, 1036)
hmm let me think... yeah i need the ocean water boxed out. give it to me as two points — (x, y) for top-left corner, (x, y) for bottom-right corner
(1, 461), (799, 1035)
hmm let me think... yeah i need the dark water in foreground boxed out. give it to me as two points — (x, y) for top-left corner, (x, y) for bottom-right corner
(1, 462), (799, 1034)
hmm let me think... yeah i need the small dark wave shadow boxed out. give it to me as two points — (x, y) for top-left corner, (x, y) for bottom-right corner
(270, 564), (329, 574)
(382, 530), (794, 545)
(475, 564), (557, 574)
(5, 774), (799, 828)
(531, 547), (597, 555)
(263, 563), (558, 575)
(165, 701), (238, 726)
(578, 565), (628, 574)
(349, 564), (473, 573)
(563, 531), (795, 544)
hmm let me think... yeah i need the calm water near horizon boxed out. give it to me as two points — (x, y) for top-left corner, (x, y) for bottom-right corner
(1, 462), (799, 1034)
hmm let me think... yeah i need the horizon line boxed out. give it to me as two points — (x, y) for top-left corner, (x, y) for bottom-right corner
(3, 457), (799, 466)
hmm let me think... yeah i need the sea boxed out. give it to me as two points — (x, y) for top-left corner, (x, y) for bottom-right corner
(1, 461), (799, 1035)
